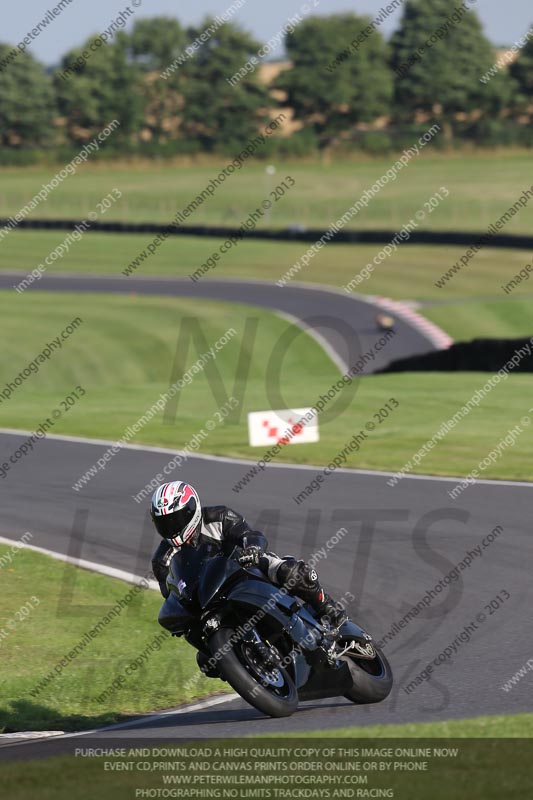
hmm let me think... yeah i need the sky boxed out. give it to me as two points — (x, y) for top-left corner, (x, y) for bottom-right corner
(4, 0), (533, 66)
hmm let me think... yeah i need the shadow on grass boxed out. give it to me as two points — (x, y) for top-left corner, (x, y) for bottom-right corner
(0, 699), (133, 733)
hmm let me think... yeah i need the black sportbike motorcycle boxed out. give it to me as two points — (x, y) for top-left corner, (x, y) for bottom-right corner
(159, 543), (392, 718)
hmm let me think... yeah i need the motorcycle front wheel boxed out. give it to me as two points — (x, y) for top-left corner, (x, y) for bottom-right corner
(209, 626), (298, 718)
(341, 644), (393, 704)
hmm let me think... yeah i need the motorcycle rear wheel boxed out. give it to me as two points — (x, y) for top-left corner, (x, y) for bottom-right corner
(209, 626), (298, 718)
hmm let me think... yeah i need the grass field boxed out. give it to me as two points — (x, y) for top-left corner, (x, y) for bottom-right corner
(2, 229), (533, 304)
(423, 298), (533, 340)
(2, 153), (533, 482)
(1, 151), (533, 233)
(1, 291), (533, 481)
(0, 545), (224, 733)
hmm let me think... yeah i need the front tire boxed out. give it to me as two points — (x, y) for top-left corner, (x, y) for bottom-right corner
(342, 646), (393, 704)
(209, 627), (298, 718)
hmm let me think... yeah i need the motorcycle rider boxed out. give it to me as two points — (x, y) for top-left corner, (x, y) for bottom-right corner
(150, 480), (347, 677)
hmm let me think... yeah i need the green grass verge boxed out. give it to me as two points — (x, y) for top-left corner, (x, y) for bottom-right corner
(0, 290), (339, 452)
(0, 545), (225, 733)
(2, 151), (533, 233)
(423, 298), (533, 340)
(1, 291), (533, 481)
(272, 713), (533, 738)
(2, 229), (533, 304)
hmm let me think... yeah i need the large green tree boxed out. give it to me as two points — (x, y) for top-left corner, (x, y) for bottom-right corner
(275, 14), (393, 152)
(127, 17), (186, 144)
(180, 19), (270, 152)
(391, 0), (512, 132)
(0, 46), (56, 147)
(510, 29), (533, 101)
(128, 17), (185, 72)
(54, 32), (144, 145)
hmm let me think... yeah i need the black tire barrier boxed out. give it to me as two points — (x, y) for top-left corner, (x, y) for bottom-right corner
(3, 217), (533, 249)
(378, 337), (533, 373)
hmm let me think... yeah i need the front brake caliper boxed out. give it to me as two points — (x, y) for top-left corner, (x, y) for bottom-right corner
(203, 614), (221, 634)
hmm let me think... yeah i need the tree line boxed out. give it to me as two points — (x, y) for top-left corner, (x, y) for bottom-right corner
(1, 0), (532, 160)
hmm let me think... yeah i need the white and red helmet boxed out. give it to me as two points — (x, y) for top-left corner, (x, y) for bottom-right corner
(150, 481), (202, 547)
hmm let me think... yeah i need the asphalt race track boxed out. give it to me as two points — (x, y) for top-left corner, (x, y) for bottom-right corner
(0, 275), (532, 752)
(0, 273), (439, 372)
(0, 432), (532, 750)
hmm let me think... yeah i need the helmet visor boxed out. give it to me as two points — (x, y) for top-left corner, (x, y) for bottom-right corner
(153, 500), (196, 543)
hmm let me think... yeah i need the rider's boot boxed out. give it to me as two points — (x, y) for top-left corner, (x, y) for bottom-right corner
(311, 590), (347, 628)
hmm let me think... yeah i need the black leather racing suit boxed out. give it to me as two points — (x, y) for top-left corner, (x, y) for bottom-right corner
(151, 505), (343, 628)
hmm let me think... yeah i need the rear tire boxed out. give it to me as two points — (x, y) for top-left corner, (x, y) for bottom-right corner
(209, 627), (298, 718)
(342, 647), (393, 704)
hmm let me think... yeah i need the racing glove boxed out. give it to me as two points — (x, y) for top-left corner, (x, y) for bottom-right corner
(238, 545), (264, 567)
